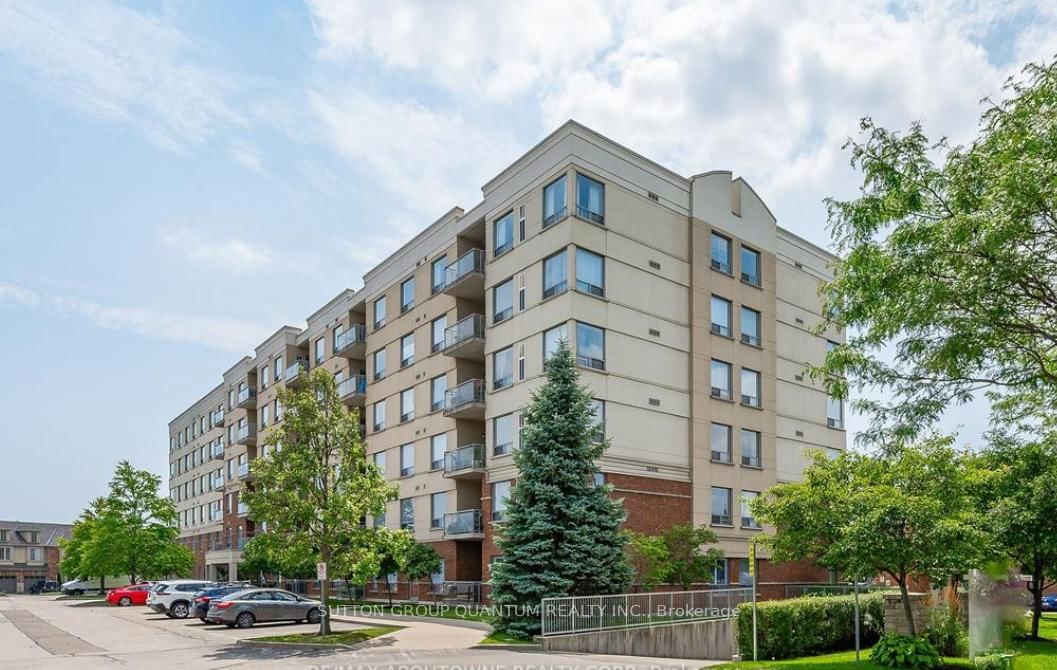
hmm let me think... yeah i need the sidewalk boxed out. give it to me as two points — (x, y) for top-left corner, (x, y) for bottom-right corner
(329, 612), (488, 651)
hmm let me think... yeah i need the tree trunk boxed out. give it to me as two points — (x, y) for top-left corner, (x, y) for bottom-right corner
(318, 550), (331, 636)
(898, 577), (917, 637)
(385, 576), (393, 606)
(1030, 570), (1043, 640)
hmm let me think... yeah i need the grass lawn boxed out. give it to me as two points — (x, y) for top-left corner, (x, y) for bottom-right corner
(478, 631), (536, 645)
(329, 599), (496, 624)
(712, 614), (1057, 670)
(250, 625), (401, 646)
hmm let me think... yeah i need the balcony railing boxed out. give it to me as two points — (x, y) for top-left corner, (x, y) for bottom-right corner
(210, 442), (225, 459)
(338, 375), (368, 403)
(444, 443), (485, 475)
(334, 325), (367, 357)
(443, 314), (485, 353)
(444, 379), (486, 417)
(211, 410), (224, 427)
(285, 360), (309, 385)
(444, 509), (483, 537)
(237, 462), (250, 479)
(236, 425), (256, 445)
(443, 249), (485, 297)
(237, 502), (248, 516)
(236, 387), (256, 408)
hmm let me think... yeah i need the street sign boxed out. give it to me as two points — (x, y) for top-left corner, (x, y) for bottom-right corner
(749, 541), (756, 576)
(316, 562), (327, 581)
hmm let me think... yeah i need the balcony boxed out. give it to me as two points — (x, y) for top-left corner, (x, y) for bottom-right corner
(237, 462), (251, 479)
(334, 325), (367, 359)
(211, 409), (225, 427)
(338, 375), (368, 407)
(236, 387), (257, 409)
(237, 502), (248, 517)
(443, 443), (486, 479)
(236, 425), (256, 446)
(443, 379), (486, 420)
(212, 475), (224, 490)
(444, 509), (484, 539)
(443, 249), (485, 299)
(285, 360), (309, 387)
(210, 442), (225, 460)
(443, 314), (485, 359)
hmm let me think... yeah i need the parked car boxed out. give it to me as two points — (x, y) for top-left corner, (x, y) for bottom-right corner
(191, 584), (249, 622)
(106, 583), (153, 607)
(147, 580), (214, 618)
(205, 588), (323, 628)
(60, 576), (126, 595)
(1042, 595), (1057, 612)
(29, 580), (60, 594)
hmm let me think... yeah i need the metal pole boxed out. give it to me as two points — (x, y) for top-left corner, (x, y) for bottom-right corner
(854, 580), (861, 662)
(752, 568), (758, 661)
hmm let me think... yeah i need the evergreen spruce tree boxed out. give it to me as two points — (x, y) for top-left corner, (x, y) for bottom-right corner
(490, 341), (632, 637)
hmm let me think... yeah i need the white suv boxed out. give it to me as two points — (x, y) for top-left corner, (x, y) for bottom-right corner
(147, 580), (213, 619)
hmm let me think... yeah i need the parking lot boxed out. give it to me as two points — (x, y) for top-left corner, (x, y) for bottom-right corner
(0, 594), (703, 669)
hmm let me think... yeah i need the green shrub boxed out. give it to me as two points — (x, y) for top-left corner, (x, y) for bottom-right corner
(735, 593), (884, 660)
(973, 650), (1014, 670)
(923, 600), (968, 657)
(870, 634), (942, 669)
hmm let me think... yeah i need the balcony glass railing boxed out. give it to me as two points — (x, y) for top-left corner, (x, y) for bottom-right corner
(334, 325), (367, 353)
(445, 249), (485, 287)
(237, 425), (255, 442)
(445, 379), (485, 413)
(444, 444), (485, 473)
(338, 375), (368, 398)
(444, 314), (485, 350)
(444, 509), (483, 536)
(210, 442), (224, 459)
(211, 410), (224, 426)
(237, 387), (256, 404)
(237, 462), (249, 478)
(285, 360), (309, 382)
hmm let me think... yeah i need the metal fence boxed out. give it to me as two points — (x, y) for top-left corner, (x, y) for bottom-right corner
(540, 587), (752, 636)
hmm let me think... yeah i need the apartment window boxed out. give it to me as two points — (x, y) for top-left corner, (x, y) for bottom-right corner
(274, 357), (282, 382)
(400, 498), (414, 530)
(576, 322), (605, 370)
(543, 249), (568, 298)
(741, 491), (760, 528)
(741, 368), (761, 408)
(741, 246), (761, 286)
(430, 492), (447, 529)
(517, 344), (525, 381)
(315, 337), (325, 364)
(741, 429), (762, 467)
(228, 389), (234, 410)
(274, 399), (282, 421)
(741, 307), (761, 346)
(373, 507), (386, 528)
(372, 401), (386, 432)
(28, 547), (42, 562)
(711, 295), (732, 337)
(400, 444), (415, 477)
(493, 413), (514, 456)
(711, 423), (733, 463)
(518, 205), (526, 241)
(711, 359), (732, 400)
(430, 375), (447, 411)
(827, 395), (845, 429)
(576, 173), (605, 224)
(260, 404), (270, 428)
(431, 315), (447, 352)
(575, 248), (605, 297)
(373, 296), (387, 329)
(0, 546), (11, 561)
(430, 434), (446, 470)
(260, 366), (268, 390)
(493, 347), (513, 390)
(544, 323), (568, 361)
(400, 333), (415, 367)
(494, 211), (514, 256)
(373, 451), (386, 476)
(589, 399), (605, 443)
(373, 348), (386, 380)
(431, 256), (448, 293)
(494, 278), (513, 323)
(543, 174), (567, 227)
(711, 232), (732, 273)
(712, 560), (729, 585)
(400, 389), (415, 423)
(401, 276), (415, 312)
(711, 486), (733, 525)
(517, 275), (526, 311)
(492, 480), (512, 521)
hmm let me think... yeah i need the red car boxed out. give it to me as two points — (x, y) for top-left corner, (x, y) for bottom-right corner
(106, 583), (152, 607)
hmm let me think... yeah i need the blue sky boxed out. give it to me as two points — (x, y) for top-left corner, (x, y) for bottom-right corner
(1, 0), (1055, 523)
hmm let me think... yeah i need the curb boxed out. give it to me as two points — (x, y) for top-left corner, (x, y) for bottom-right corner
(330, 611), (493, 631)
(68, 600), (108, 607)
(470, 644), (544, 652)
(236, 639), (361, 651)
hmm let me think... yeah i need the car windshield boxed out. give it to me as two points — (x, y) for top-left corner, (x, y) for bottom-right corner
(151, 584), (168, 593)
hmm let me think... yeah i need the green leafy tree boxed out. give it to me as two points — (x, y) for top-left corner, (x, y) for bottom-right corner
(626, 531), (669, 592)
(816, 58), (1057, 445)
(490, 342), (632, 638)
(403, 543), (442, 600)
(60, 498), (120, 587)
(753, 438), (988, 635)
(238, 533), (315, 582)
(977, 434), (1057, 639)
(242, 368), (405, 634)
(660, 524), (724, 590)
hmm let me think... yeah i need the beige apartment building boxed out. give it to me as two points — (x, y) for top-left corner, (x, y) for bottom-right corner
(168, 121), (845, 592)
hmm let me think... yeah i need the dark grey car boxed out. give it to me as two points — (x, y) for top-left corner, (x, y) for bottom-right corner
(205, 588), (323, 628)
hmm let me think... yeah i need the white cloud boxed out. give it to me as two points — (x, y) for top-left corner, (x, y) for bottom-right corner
(0, 282), (269, 353)
(228, 142), (266, 175)
(160, 229), (273, 275)
(0, 0), (243, 151)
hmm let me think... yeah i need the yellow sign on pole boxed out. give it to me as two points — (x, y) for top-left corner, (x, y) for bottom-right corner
(748, 540), (756, 576)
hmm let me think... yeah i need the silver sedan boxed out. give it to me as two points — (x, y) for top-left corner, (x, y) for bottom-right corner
(205, 588), (324, 628)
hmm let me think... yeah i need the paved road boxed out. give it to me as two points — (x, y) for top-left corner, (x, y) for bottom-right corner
(0, 595), (710, 669)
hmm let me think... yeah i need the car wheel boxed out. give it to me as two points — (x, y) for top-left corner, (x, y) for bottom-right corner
(170, 602), (190, 619)
(118, 597), (132, 607)
(199, 617), (208, 623)
(306, 607), (322, 624)
(235, 612), (255, 629)
(71, 590), (83, 596)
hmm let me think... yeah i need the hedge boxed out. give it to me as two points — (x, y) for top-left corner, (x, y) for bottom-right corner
(735, 592), (885, 660)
